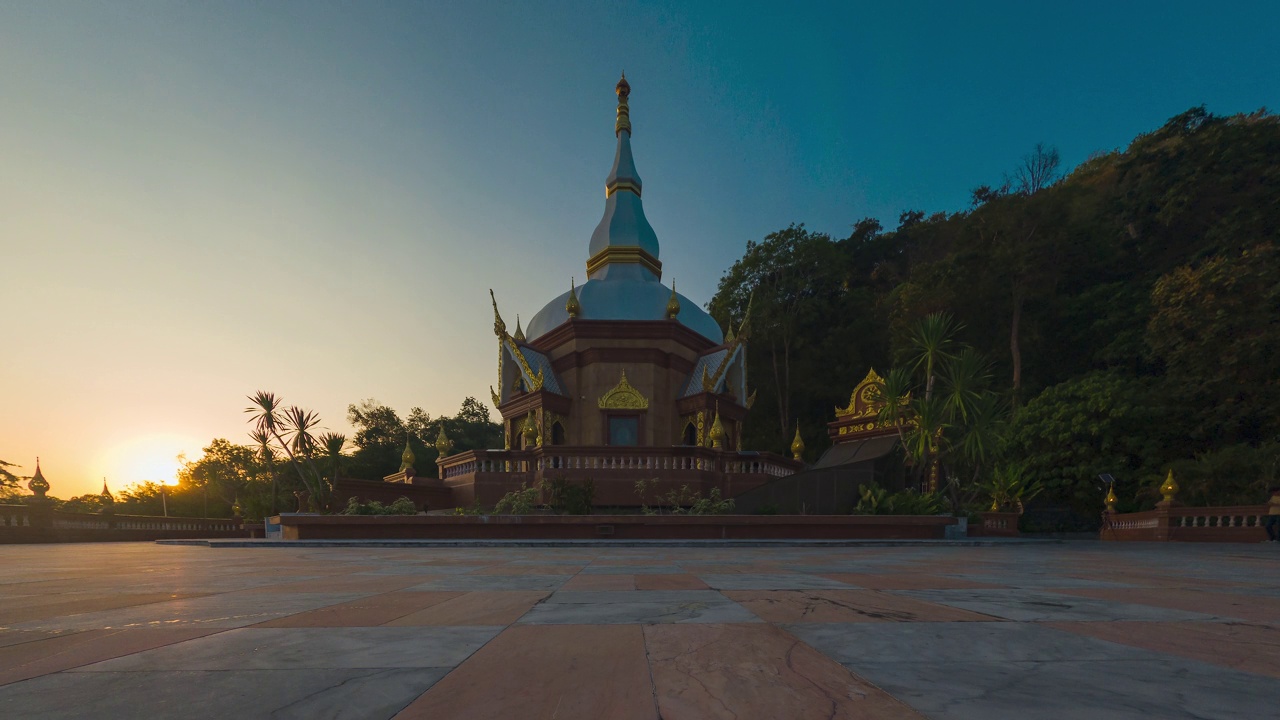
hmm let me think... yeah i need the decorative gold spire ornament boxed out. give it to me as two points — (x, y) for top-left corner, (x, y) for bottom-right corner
(28, 457), (49, 499)
(435, 426), (453, 457)
(521, 410), (539, 446)
(399, 432), (416, 473)
(513, 315), (525, 342)
(1159, 469), (1179, 503)
(709, 405), (725, 450)
(665, 279), (681, 319)
(489, 289), (506, 337)
(566, 277), (582, 318)
(1104, 485), (1117, 512)
(615, 72), (631, 136)
(724, 321), (736, 344)
(790, 422), (805, 461)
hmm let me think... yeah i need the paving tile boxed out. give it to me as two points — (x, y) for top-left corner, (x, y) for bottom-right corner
(644, 623), (925, 719)
(253, 591), (465, 627)
(897, 588), (1222, 622)
(1046, 621), (1280, 678)
(76, 626), (500, 670)
(1047, 587), (1280, 624)
(386, 591), (549, 626)
(396, 625), (657, 719)
(841, 658), (1280, 720)
(634, 573), (709, 590)
(239, 575), (435, 593)
(580, 564), (683, 574)
(0, 668), (447, 720)
(520, 593), (758, 625)
(0, 628), (218, 686)
(820, 573), (1006, 590)
(470, 564), (582, 575)
(3, 592), (370, 631)
(787, 621), (1149, 664)
(560, 573), (636, 591)
(0, 593), (204, 625)
(698, 573), (855, 590)
(726, 590), (998, 623)
(403, 575), (567, 591)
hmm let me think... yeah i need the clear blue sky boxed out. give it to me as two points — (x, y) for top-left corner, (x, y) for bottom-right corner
(3, 1), (1277, 495)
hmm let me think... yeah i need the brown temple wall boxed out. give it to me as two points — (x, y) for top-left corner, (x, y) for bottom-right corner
(277, 513), (957, 541)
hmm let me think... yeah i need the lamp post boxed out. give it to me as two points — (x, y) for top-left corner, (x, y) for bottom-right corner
(161, 478), (179, 517)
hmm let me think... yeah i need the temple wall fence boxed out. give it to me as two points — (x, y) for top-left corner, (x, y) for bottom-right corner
(1102, 504), (1270, 543)
(0, 504), (249, 543)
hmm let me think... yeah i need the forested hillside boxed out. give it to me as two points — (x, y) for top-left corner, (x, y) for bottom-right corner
(709, 107), (1280, 518)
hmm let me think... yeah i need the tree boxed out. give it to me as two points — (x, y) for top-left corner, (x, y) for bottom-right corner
(709, 224), (844, 437)
(1146, 242), (1280, 446)
(1011, 143), (1061, 195)
(0, 458), (20, 489)
(245, 392), (330, 511)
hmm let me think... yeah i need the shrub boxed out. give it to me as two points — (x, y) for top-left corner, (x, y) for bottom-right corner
(542, 476), (595, 515)
(340, 496), (418, 515)
(494, 483), (540, 515)
(854, 485), (948, 515)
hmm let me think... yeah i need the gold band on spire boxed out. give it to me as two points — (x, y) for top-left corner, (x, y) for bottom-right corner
(615, 72), (631, 136)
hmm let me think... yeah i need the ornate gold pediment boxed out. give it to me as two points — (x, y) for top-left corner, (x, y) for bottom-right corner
(835, 368), (887, 419)
(598, 370), (649, 410)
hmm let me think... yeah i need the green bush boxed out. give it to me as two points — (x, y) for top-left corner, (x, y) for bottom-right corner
(340, 496), (418, 515)
(494, 483), (540, 515)
(542, 476), (595, 515)
(634, 480), (735, 515)
(854, 484), (948, 515)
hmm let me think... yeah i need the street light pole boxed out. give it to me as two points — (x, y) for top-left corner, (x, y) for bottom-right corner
(161, 483), (168, 517)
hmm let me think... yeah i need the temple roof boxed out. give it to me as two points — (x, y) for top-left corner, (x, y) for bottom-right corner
(525, 75), (723, 344)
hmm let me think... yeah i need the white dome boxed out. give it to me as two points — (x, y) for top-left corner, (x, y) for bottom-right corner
(526, 276), (723, 344)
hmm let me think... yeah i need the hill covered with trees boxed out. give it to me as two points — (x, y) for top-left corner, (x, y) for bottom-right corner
(709, 107), (1279, 522)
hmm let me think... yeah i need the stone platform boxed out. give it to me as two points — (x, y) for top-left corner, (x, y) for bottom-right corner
(1, 542), (1278, 718)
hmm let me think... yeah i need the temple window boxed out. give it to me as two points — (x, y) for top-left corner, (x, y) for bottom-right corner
(682, 421), (697, 446)
(607, 415), (639, 446)
(551, 421), (566, 445)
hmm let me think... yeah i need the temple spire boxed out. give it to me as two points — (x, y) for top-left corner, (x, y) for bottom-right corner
(514, 315), (525, 342)
(489, 289), (507, 338)
(588, 74), (661, 281)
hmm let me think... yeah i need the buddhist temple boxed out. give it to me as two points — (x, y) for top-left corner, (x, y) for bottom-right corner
(426, 75), (802, 507)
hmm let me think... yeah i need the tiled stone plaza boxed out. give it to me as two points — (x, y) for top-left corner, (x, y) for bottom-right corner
(1, 541), (1278, 719)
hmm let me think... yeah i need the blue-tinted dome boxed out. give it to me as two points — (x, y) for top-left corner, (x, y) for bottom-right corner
(526, 275), (723, 344)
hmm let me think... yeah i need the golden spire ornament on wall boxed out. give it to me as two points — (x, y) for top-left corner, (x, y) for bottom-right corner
(790, 422), (805, 461)
(709, 405), (726, 450)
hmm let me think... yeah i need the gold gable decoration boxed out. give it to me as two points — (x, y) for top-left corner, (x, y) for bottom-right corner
(598, 370), (649, 410)
(835, 368), (887, 420)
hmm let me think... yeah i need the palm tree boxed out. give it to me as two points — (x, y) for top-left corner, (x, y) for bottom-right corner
(249, 429), (279, 515)
(908, 312), (960, 402)
(319, 432), (347, 495)
(245, 392), (327, 511)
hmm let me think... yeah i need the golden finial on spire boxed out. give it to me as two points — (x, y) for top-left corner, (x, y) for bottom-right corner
(790, 422), (805, 461)
(566, 277), (582, 318)
(514, 314), (525, 342)
(615, 72), (631, 136)
(724, 320), (736, 344)
(489, 289), (507, 338)
(665, 279), (681, 319)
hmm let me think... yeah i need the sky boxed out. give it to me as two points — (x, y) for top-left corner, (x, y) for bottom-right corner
(2, 1), (1277, 498)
